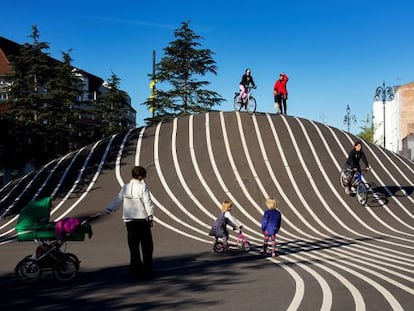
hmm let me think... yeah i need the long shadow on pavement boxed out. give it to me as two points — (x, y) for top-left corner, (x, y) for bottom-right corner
(0, 251), (267, 310)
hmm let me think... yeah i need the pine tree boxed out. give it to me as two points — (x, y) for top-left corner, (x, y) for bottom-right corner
(0, 26), (135, 182)
(1, 26), (82, 171)
(3, 25), (52, 168)
(95, 72), (129, 137)
(44, 50), (82, 155)
(144, 21), (224, 124)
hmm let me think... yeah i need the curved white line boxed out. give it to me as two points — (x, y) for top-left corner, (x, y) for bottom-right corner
(171, 118), (216, 220)
(54, 135), (118, 221)
(0, 148), (85, 233)
(50, 147), (87, 198)
(345, 133), (414, 229)
(294, 118), (414, 241)
(49, 139), (103, 217)
(188, 115), (222, 212)
(135, 125), (213, 241)
(33, 153), (71, 201)
(204, 113), (261, 231)
(283, 255), (333, 310)
(292, 252), (365, 311)
(0, 160), (55, 218)
(268, 257), (304, 311)
(153, 121), (210, 230)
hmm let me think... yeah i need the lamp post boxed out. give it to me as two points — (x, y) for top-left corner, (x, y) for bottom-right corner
(150, 50), (157, 118)
(374, 81), (394, 148)
(343, 104), (356, 132)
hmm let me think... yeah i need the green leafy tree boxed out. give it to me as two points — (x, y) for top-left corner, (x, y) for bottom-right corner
(357, 113), (376, 143)
(144, 21), (224, 124)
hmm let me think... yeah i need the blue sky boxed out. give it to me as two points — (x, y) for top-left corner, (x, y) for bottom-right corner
(3, 0), (413, 132)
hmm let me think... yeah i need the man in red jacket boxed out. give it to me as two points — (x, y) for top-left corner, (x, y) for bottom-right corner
(273, 72), (289, 114)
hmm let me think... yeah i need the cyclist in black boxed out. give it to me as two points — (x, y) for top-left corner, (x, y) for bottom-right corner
(344, 140), (370, 194)
(238, 68), (256, 103)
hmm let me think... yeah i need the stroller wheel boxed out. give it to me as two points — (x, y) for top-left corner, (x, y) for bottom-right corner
(65, 252), (80, 267)
(53, 253), (79, 282)
(15, 258), (41, 283)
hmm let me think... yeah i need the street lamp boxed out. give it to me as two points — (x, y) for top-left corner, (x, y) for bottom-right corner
(343, 104), (356, 132)
(374, 81), (394, 148)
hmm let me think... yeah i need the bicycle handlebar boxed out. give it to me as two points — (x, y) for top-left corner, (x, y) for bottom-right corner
(352, 167), (371, 172)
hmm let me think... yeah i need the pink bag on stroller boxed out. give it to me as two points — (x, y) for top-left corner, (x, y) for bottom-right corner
(55, 218), (92, 240)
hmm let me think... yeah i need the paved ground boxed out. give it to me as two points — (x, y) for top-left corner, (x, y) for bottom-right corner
(1, 112), (413, 310)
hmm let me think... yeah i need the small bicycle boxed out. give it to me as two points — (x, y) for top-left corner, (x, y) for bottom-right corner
(213, 229), (250, 253)
(234, 86), (257, 115)
(340, 168), (370, 206)
(236, 229), (250, 252)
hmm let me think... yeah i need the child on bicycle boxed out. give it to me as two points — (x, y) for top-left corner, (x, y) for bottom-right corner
(344, 140), (371, 195)
(209, 200), (242, 252)
(238, 68), (256, 104)
(261, 197), (282, 257)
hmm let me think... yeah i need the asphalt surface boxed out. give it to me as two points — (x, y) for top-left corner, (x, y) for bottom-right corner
(1, 111), (413, 311)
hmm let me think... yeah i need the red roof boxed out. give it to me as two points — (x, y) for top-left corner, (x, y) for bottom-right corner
(0, 48), (11, 75)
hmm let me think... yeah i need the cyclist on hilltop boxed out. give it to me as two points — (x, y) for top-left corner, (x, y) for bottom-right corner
(238, 68), (256, 104)
(344, 140), (371, 195)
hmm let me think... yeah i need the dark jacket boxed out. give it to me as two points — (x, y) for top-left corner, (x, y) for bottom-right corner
(345, 149), (369, 172)
(261, 209), (282, 236)
(240, 74), (256, 89)
(209, 212), (236, 238)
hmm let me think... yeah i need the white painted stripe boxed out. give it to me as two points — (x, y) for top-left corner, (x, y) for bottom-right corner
(51, 146), (87, 198)
(54, 134), (118, 221)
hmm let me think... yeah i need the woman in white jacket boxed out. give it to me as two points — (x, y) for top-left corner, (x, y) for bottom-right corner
(105, 166), (155, 277)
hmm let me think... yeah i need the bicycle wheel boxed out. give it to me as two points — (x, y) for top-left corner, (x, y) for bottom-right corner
(246, 96), (256, 115)
(340, 169), (351, 189)
(356, 183), (368, 206)
(234, 94), (242, 111)
(53, 253), (79, 281)
(15, 258), (41, 283)
(213, 241), (225, 253)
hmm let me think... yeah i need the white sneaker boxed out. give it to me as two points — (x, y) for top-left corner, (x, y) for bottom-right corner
(275, 105), (280, 114)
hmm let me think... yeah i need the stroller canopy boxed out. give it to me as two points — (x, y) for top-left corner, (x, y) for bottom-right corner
(15, 197), (52, 232)
(15, 197), (55, 241)
(15, 197), (91, 241)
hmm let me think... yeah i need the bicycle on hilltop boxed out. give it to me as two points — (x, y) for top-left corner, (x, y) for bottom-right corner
(234, 86), (257, 115)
